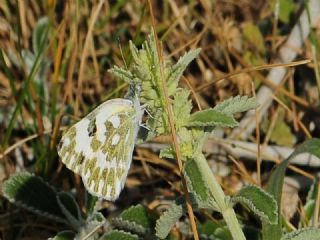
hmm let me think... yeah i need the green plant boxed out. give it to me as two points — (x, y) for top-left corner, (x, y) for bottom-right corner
(3, 33), (320, 240)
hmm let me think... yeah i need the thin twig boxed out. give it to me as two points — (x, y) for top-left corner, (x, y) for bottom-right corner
(75, 0), (105, 116)
(231, 0), (320, 139)
(147, 1), (199, 239)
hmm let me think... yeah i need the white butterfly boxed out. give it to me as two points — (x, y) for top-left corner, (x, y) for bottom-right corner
(57, 97), (143, 201)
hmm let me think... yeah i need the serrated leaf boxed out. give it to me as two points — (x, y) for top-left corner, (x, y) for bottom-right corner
(57, 192), (83, 229)
(262, 138), (320, 240)
(187, 109), (238, 128)
(213, 96), (258, 115)
(232, 185), (278, 224)
(101, 230), (139, 240)
(112, 204), (156, 236)
(108, 66), (137, 84)
(2, 172), (66, 223)
(160, 128), (206, 160)
(32, 17), (49, 55)
(49, 231), (76, 240)
(167, 48), (201, 96)
(155, 199), (186, 239)
(280, 228), (320, 240)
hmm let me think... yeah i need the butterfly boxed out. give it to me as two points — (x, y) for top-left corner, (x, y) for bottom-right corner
(57, 96), (143, 201)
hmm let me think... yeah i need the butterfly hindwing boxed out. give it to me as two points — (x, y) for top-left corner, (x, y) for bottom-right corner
(81, 106), (140, 200)
(58, 98), (142, 201)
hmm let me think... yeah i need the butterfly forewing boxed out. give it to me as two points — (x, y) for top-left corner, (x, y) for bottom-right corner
(57, 99), (142, 201)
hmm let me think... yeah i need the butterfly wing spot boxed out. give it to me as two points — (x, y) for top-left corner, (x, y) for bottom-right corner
(111, 134), (120, 145)
(108, 115), (121, 128)
(87, 119), (97, 137)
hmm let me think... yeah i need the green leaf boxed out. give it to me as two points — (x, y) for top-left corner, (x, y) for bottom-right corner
(155, 199), (186, 239)
(242, 22), (265, 54)
(32, 17), (50, 56)
(213, 96), (258, 115)
(187, 109), (238, 128)
(278, 0), (296, 24)
(262, 138), (320, 240)
(262, 109), (294, 146)
(49, 231), (76, 240)
(232, 185), (278, 224)
(112, 204), (157, 236)
(173, 89), (192, 129)
(160, 128), (206, 160)
(76, 212), (105, 240)
(198, 221), (233, 240)
(184, 158), (211, 203)
(280, 228), (320, 240)
(301, 178), (319, 227)
(85, 193), (98, 216)
(108, 66), (138, 84)
(57, 192), (83, 229)
(167, 48), (201, 96)
(2, 172), (66, 223)
(101, 230), (139, 240)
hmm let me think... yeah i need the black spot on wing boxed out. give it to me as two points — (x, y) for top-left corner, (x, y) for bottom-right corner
(88, 119), (97, 137)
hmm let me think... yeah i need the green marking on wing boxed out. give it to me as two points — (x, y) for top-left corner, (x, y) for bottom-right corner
(81, 106), (140, 200)
(91, 137), (102, 152)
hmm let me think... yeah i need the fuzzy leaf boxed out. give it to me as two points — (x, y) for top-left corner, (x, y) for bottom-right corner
(262, 138), (320, 240)
(173, 88), (192, 129)
(184, 158), (211, 203)
(198, 221), (233, 240)
(160, 128), (206, 160)
(108, 66), (137, 84)
(213, 96), (258, 115)
(2, 172), (66, 223)
(155, 199), (185, 239)
(101, 230), (139, 240)
(232, 185), (278, 224)
(280, 228), (320, 240)
(57, 192), (83, 229)
(187, 109), (238, 128)
(167, 48), (201, 96)
(76, 212), (105, 240)
(112, 204), (156, 236)
(49, 231), (75, 240)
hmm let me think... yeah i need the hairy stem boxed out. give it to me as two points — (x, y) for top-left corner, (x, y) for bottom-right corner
(196, 154), (245, 240)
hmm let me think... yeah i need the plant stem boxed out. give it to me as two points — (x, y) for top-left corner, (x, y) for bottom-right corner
(196, 154), (245, 240)
(222, 208), (246, 240)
